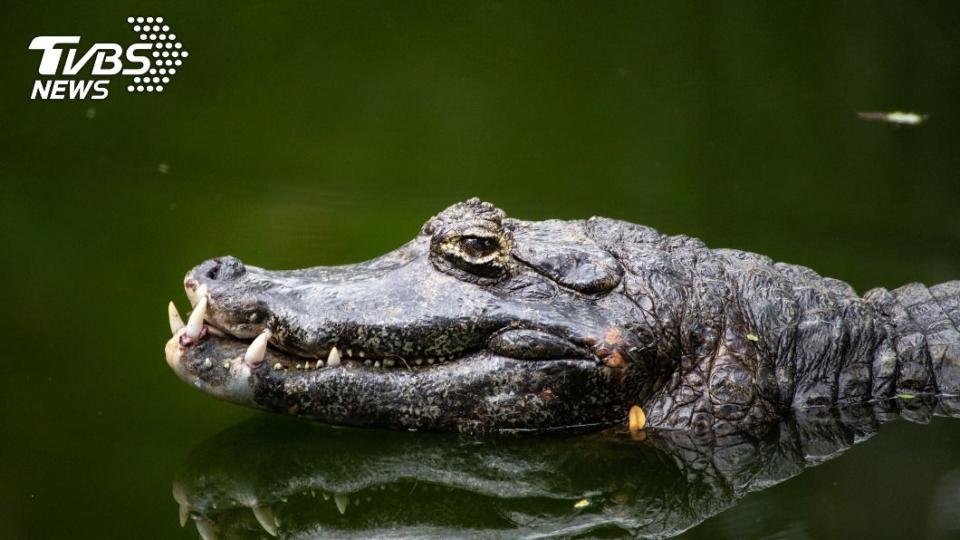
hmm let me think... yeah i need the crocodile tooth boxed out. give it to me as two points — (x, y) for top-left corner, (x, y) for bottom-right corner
(383, 358), (395, 367)
(415, 358), (423, 365)
(178, 503), (189, 527)
(374, 361), (381, 368)
(244, 330), (272, 366)
(195, 518), (217, 540)
(252, 505), (278, 536)
(184, 295), (207, 340)
(168, 302), (185, 334)
(327, 347), (341, 366)
(316, 360), (325, 368)
(346, 349), (353, 357)
(304, 361), (312, 369)
(273, 362), (283, 370)
(427, 357), (435, 364)
(358, 351), (365, 358)
(334, 493), (349, 514)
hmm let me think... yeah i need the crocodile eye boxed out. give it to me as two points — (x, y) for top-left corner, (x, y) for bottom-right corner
(434, 232), (510, 280)
(460, 236), (500, 260)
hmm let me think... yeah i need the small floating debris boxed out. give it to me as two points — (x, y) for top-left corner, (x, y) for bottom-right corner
(746, 333), (759, 342)
(628, 405), (646, 432)
(857, 111), (927, 126)
(573, 498), (590, 509)
(896, 392), (916, 400)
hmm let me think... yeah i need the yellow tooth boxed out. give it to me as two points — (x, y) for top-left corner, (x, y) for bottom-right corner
(178, 502), (189, 527)
(334, 493), (349, 514)
(628, 405), (646, 432)
(168, 301), (185, 334)
(252, 505), (278, 536)
(327, 347), (341, 367)
(244, 330), (272, 365)
(184, 295), (207, 340)
(195, 518), (217, 540)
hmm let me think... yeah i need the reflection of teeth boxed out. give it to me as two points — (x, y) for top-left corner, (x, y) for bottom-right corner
(327, 347), (341, 367)
(244, 330), (271, 366)
(383, 358), (395, 367)
(334, 493), (349, 514)
(168, 302), (185, 334)
(184, 295), (207, 340)
(252, 505), (278, 536)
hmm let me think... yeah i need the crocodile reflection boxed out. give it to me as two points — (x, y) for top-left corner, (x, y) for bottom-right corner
(174, 397), (959, 539)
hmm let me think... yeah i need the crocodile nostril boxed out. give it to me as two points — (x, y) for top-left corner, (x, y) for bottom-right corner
(206, 256), (246, 281)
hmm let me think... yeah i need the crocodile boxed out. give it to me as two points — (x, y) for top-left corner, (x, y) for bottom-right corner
(164, 198), (960, 434)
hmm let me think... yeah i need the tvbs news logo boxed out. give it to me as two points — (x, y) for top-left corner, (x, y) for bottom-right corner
(29, 16), (188, 100)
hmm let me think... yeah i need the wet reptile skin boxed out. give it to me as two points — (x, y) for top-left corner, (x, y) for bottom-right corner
(166, 198), (960, 433)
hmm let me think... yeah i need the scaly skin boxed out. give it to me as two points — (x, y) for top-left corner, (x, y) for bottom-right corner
(164, 198), (960, 434)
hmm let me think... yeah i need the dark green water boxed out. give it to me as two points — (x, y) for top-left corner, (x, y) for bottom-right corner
(3, 2), (960, 538)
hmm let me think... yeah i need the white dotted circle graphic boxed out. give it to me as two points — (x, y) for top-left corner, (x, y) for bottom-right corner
(127, 16), (187, 96)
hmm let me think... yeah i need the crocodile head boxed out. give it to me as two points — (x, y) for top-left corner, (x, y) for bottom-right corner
(165, 198), (671, 432)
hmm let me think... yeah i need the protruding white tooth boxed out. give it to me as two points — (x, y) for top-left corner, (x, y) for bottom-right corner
(346, 349), (354, 357)
(252, 505), (278, 537)
(415, 358), (423, 365)
(427, 358), (435, 364)
(244, 330), (272, 366)
(334, 493), (349, 514)
(383, 358), (395, 367)
(295, 363), (303, 370)
(438, 356), (446, 363)
(374, 361), (381, 368)
(273, 362), (283, 370)
(358, 351), (365, 358)
(178, 503), (189, 527)
(184, 295), (207, 340)
(304, 361), (312, 369)
(168, 301), (185, 334)
(195, 518), (218, 540)
(327, 347), (341, 367)
(202, 358), (212, 369)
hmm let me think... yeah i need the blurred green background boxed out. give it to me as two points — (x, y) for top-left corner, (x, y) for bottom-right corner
(2, 1), (960, 538)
